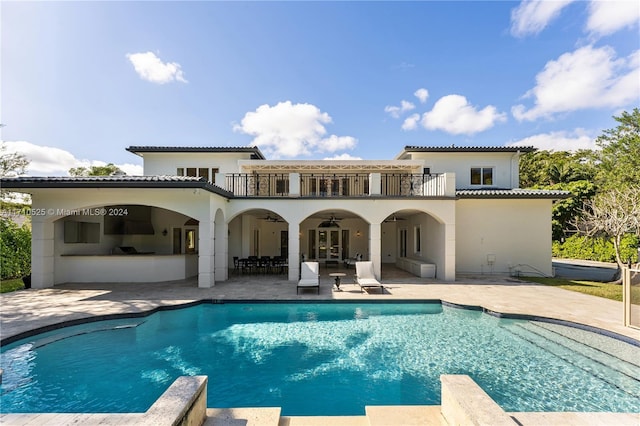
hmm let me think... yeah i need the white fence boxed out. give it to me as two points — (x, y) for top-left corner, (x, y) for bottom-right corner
(623, 266), (640, 329)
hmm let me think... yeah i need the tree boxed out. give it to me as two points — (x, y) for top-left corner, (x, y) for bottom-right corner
(577, 187), (640, 281)
(0, 217), (31, 279)
(1, 142), (30, 201)
(0, 142), (29, 177)
(69, 163), (125, 177)
(594, 108), (640, 190)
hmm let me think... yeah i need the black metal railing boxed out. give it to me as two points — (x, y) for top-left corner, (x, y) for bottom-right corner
(380, 173), (445, 196)
(299, 173), (370, 197)
(225, 173), (290, 197)
(225, 173), (446, 197)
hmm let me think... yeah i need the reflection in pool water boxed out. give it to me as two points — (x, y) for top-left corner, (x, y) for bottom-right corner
(1, 303), (639, 415)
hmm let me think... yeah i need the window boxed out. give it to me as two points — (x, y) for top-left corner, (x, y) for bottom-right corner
(414, 226), (421, 253)
(399, 229), (407, 257)
(423, 167), (431, 175)
(176, 167), (218, 183)
(471, 167), (493, 185)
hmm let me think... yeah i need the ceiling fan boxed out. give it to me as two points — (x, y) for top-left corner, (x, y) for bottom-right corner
(260, 213), (284, 223)
(319, 214), (342, 228)
(383, 214), (406, 223)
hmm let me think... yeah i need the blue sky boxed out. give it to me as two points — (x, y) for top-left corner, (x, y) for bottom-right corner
(1, 1), (639, 176)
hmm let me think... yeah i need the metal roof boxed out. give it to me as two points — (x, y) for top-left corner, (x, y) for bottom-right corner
(126, 146), (266, 159)
(456, 188), (570, 199)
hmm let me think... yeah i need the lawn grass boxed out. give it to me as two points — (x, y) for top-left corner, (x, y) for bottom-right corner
(0, 278), (25, 293)
(524, 276), (640, 303)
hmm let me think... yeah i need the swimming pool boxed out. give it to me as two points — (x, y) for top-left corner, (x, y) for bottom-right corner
(1, 302), (639, 415)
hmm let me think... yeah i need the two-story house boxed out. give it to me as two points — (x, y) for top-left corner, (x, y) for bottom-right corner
(1, 145), (568, 289)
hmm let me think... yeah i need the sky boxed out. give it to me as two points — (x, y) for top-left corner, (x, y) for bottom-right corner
(1, 0), (639, 176)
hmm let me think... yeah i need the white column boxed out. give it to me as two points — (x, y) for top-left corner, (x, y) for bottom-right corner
(198, 219), (215, 288)
(31, 219), (54, 288)
(444, 173), (456, 197)
(289, 172), (300, 197)
(369, 222), (382, 279)
(444, 222), (456, 281)
(369, 173), (381, 196)
(288, 222), (300, 282)
(214, 219), (228, 282)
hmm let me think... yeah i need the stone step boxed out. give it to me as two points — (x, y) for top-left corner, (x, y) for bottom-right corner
(279, 415), (370, 426)
(366, 405), (447, 426)
(205, 407), (281, 426)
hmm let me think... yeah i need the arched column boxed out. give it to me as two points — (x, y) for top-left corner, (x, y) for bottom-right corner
(198, 218), (215, 288)
(369, 221), (382, 279)
(31, 218), (55, 288)
(288, 221), (300, 281)
(214, 210), (228, 282)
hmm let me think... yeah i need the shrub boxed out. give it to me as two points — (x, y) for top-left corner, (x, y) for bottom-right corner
(0, 217), (31, 279)
(553, 234), (639, 263)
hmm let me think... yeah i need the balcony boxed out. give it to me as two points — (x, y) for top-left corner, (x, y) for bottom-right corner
(224, 173), (451, 198)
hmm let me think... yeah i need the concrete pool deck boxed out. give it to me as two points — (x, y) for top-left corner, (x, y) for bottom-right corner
(1, 270), (638, 343)
(1, 269), (639, 425)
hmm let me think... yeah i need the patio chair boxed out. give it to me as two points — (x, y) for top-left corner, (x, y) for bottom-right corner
(355, 261), (384, 294)
(297, 262), (320, 294)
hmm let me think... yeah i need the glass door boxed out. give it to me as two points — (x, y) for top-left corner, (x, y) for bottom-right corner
(318, 230), (328, 259)
(330, 230), (339, 259)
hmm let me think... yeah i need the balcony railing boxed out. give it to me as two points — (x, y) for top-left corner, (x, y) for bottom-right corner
(224, 173), (447, 197)
(381, 173), (445, 197)
(299, 173), (370, 197)
(225, 173), (290, 197)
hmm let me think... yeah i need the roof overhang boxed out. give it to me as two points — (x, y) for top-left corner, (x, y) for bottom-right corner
(0, 176), (233, 198)
(395, 145), (536, 159)
(126, 146), (266, 160)
(456, 189), (570, 199)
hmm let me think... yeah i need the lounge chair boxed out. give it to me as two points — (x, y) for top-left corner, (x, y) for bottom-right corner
(297, 261), (320, 294)
(355, 261), (384, 294)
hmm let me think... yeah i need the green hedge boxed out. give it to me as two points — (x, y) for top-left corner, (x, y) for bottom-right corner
(0, 218), (31, 279)
(552, 234), (639, 264)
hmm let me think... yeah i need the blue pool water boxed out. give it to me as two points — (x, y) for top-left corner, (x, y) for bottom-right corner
(1, 302), (639, 415)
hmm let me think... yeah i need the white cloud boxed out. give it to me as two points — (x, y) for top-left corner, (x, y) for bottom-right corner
(384, 100), (415, 118)
(421, 95), (507, 135)
(126, 51), (187, 84)
(414, 88), (429, 104)
(586, 0), (640, 37)
(512, 45), (640, 121)
(506, 129), (597, 151)
(234, 101), (357, 158)
(510, 0), (575, 37)
(323, 153), (363, 160)
(2, 141), (143, 176)
(402, 113), (421, 131)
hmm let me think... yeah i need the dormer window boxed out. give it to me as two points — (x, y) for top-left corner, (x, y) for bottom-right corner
(471, 167), (493, 185)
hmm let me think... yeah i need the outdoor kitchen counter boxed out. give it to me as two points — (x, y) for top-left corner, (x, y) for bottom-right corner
(55, 254), (198, 283)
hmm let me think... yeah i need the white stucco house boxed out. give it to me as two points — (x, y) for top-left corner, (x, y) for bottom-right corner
(1, 145), (568, 289)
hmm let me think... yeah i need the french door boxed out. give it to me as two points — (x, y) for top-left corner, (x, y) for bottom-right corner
(308, 229), (349, 260)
